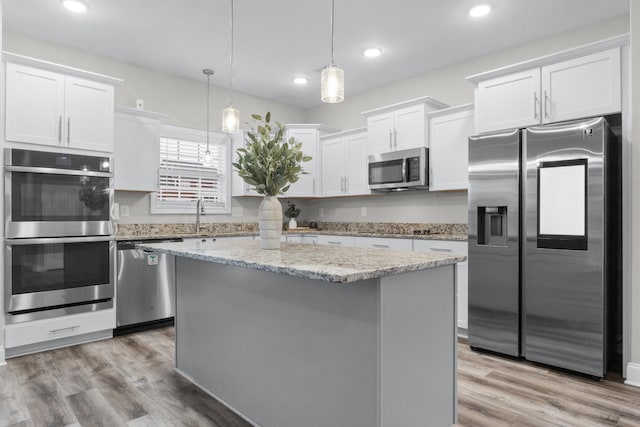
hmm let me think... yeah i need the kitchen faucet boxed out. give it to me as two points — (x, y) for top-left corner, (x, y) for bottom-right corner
(195, 198), (205, 233)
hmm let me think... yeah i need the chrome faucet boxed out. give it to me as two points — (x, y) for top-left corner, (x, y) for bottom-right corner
(195, 198), (205, 233)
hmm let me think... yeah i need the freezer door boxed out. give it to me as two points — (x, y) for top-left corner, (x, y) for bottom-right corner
(468, 129), (521, 356)
(523, 117), (608, 377)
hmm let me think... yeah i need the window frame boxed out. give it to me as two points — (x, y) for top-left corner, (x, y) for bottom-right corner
(150, 124), (232, 215)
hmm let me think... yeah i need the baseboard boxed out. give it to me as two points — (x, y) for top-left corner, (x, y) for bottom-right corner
(624, 362), (640, 387)
(0, 347), (6, 366)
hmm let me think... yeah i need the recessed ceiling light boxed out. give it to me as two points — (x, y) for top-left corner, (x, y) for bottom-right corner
(469, 4), (491, 18)
(62, 0), (88, 13)
(293, 77), (308, 85)
(364, 48), (383, 58)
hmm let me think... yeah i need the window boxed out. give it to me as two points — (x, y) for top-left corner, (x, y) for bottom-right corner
(151, 125), (231, 214)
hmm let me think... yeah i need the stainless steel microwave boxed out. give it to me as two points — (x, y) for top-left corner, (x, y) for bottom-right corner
(368, 147), (429, 191)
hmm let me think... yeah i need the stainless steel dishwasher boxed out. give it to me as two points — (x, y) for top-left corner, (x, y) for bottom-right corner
(115, 238), (182, 334)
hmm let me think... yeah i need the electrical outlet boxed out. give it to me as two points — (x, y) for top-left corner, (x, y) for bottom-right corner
(361, 207), (367, 217)
(120, 205), (130, 217)
(319, 208), (325, 217)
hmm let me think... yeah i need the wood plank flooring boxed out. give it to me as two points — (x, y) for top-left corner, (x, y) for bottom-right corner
(0, 327), (639, 426)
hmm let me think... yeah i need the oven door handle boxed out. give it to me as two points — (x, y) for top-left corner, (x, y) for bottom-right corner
(5, 165), (113, 178)
(5, 236), (114, 245)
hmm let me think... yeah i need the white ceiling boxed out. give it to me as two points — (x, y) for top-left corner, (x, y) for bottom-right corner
(3, 0), (630, 109)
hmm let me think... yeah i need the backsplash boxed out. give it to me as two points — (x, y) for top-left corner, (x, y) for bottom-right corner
(116, 222), (467, 238)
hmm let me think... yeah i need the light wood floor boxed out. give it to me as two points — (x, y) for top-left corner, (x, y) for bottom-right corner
(1, 327), (639, 426)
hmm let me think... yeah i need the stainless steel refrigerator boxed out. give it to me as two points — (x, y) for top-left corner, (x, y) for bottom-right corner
(468, 116), (621, 377)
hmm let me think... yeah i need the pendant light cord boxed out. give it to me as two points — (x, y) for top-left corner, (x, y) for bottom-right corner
(203, 69), (214, 153)
(229, 0), (234, 105)
(330, 0), (335, 66)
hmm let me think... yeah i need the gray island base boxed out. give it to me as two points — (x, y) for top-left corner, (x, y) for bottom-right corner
(139, 239), (464, 427)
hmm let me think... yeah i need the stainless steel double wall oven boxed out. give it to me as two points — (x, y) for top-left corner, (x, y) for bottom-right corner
(5, 148), (115, 323)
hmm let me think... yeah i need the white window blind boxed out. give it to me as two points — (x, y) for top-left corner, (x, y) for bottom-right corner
(152, 128), (230, 214)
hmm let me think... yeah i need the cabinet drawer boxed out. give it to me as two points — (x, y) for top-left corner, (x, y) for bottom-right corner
(5, 308), (115, 349)
(413, 239), (467, 257)
(316, 235), (355, 247)
(354, 236), (413, 251)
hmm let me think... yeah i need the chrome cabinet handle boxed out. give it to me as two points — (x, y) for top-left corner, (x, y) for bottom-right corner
(49, 325), (79, 334)
(67, 117), (71, 144)
(327, 241), (342, 245)
(430, 247), (453, 253)
(533, 93), (539, 119)
(372, 244), (390, 249)
(313, 178), (316, 194)
(58, 116), (62, 143)
(544, 91), (550, 119)
(340, 176), (345, 192)
(394, 129), (398, 149)
(389, 130), (393, 150)
(344, 176), (348, 192)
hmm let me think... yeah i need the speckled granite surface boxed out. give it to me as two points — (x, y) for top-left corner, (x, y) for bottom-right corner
(116, 222), (467, 241)
(138, 239), (465, 284)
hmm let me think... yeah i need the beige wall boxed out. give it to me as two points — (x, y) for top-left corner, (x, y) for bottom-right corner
(305, 14), (630, 130)
(3, 32), (305, 131)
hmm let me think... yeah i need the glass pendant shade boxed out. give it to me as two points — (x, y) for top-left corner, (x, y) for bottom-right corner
(222, 105), (240, 133)
(203, 150), (213, 166)
(321, 64), (344, 103)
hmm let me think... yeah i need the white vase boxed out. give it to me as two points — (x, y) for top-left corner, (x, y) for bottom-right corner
(258, 196), (283, 249)
(288, 218), (297, 230)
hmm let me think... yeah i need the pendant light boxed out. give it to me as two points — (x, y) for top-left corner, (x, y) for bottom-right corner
(222, 0), (240, 133)
(203, 68), (214, 166)
(320, 0), (344, 103)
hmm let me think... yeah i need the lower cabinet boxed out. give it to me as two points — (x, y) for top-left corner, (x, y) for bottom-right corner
(413, 239), (468, 332)
(4, 308), (115, 351)
(285, 234), (318, 244)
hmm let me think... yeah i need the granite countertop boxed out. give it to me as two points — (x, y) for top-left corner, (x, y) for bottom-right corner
(116, 229), (466, 242)
(137, 239), (466, 284)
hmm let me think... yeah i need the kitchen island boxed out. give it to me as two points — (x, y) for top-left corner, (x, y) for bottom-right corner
(138, 239), (464, 427)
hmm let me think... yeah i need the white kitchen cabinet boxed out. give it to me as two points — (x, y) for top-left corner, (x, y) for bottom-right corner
(4, 308), (115, 351)
(231, 131), (260, 197)
(316, 235), (356, 247)
(363, 97), (448, 155)
(428, 104), (474, 191)
(5, 54), (120, 152)
(114, 107), (166, 192)
(413, 239), (468, 331)
(284, 124), (339, 198)
(472, 47), (621, 133)
(354, 236), (413, 251)
(321, 128), (370, 197)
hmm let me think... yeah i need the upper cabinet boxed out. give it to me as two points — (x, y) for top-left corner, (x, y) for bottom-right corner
(362, 97), (448, 155)
(284, 124), (338, 198)
(321, 128), (370, 197)
(428, 104), (474, 191)
(4, 53), (121, 152)
(114, 107), (166, 192)
(469, 40), (624, 134)
(231, 131), (260, 197)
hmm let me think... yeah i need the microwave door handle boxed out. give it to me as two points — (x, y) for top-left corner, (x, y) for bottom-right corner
(402, 158), (407, 183)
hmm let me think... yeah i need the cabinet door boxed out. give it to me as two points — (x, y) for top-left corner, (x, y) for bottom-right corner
(343, 131), (369, 196)
(5, 63), (65, 146)
(429, 107), (474, 191)
(321, 136), (345, 197)
(394, 104), (426, 151)
(286, 128), (318, 197)
(114, 112), (160, 191)
(231, 132), (259, 196)
(367, 112), (394, 155)
(64, 76), (115, 152)
(542, 48), (621, 123)
(475, 68), (540, 133)
(412, 240), (468, 331)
